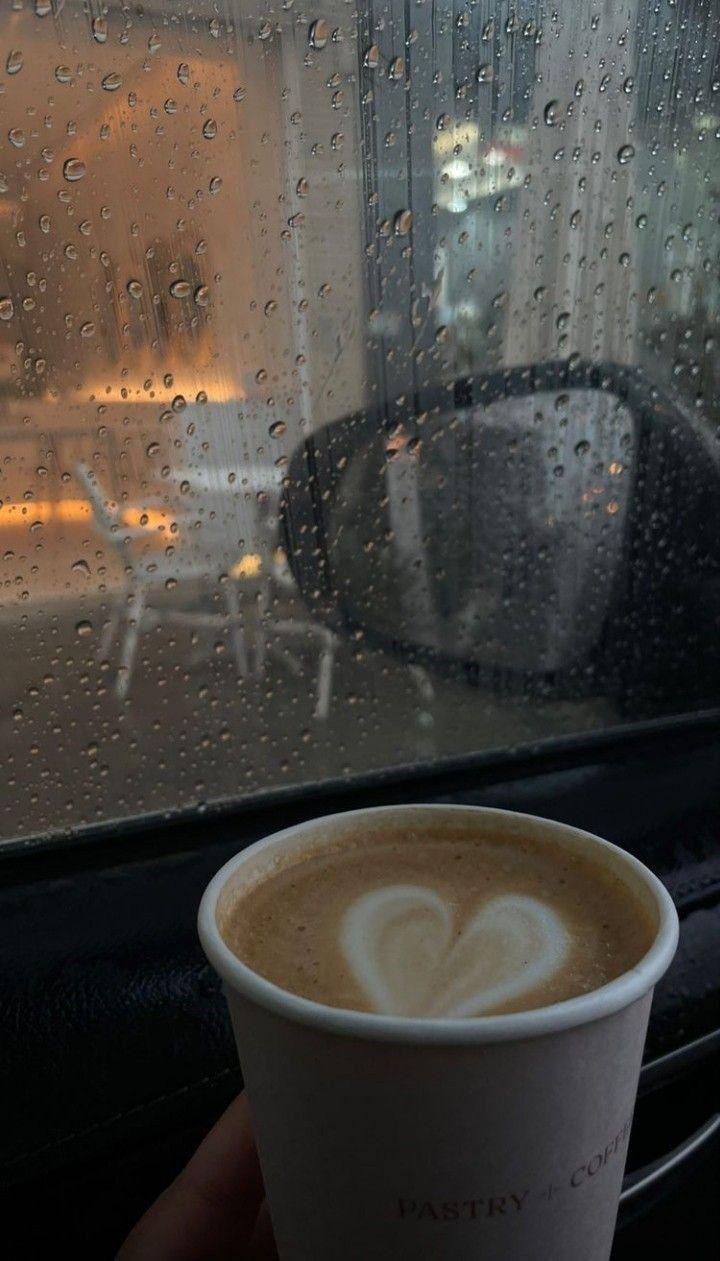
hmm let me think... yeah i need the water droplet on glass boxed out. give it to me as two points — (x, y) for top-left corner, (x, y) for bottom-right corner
(64, 243), (78, 260)
(127, 280), (143, 299)
(233, 87), (246, 103)
(6, 50), (23, 76)
(202, 119), (217, 140)
(55, 65), (72, 83)
(269, 420), (287, 438)
(544, 100), (560, 126)
(394, 208), (413, 236)
(477, 63), (494, 83)
(79, 321), (95, 338)
(171, 394), (186, 412)
(194, 285), (209, 307)
(148, 33), (160, 55)
(72, 559), (91, 577)
(177, 62), (190, 87)
(264, 300), (277, 316)
(623, 77), (634, 95)
(75, 620), (93, 637)
(63, 158), (86, 182)
(331, 132), (344, 150)
(389, 57), (405, 82)
(296, 177), (309, 198)
(102, 72), (122, 92)
(39, 214), (51, 234)
(146, 442), (160, 457)
(209, 176), (223, 195)
(435, 325), (448, 345)
(92, 16), (108, 43)
(574, 79), (585, 97)
(209, 17), (221, 38)
(164, 98), (177, 115)
(309, 19), (330, 50)
(169, 280), (191, 299)
(364, 44), (379, 69)
(0, 297), (14, 321)
(35, 0), (52, 15)
(617, 144), (635, 165)
(574, 439), (591, 458)
(258, 20), (273, 41)
(8, 129), (25, 149)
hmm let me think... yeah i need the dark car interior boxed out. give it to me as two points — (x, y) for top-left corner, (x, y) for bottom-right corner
(1, 1), (719, 1257)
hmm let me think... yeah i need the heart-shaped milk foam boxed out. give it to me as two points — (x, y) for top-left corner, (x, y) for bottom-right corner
(340, 885), (569, 1017)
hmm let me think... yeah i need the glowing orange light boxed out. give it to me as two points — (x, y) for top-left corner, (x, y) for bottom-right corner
(230, 553), (262, 579)
(0, 499), (174, 533)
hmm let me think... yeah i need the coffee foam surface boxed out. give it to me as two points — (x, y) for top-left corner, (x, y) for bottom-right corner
(341, 886), (569, 1017)
(220, 825), (657, 1018)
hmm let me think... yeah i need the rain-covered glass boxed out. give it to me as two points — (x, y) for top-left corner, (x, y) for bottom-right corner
(0, 1), (718, 843)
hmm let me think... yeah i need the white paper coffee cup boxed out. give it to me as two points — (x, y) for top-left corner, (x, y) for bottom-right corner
(198, 804), (679, 1261)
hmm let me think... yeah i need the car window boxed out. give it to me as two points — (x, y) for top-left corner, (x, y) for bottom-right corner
(0, 1), (718, 844)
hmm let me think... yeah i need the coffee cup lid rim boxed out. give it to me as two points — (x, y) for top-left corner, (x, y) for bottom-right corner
(198, 803), (679, 1045)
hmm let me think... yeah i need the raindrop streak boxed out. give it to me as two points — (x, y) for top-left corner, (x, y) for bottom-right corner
(169, 280), (191, 299)
(617, 144), (635, 165)
(63, 158), (86, 182)
(6, 50), (24, 76)
(0, 297), (14, 321)
(102, 73), (122, 92)
(92, 16), (107, 43)
(309, 19), (330, 50)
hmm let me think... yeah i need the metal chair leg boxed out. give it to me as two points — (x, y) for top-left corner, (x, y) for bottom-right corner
(254, 578), (270, 677)
(224, 583), (248, 677)
(314, 629), (336, 720)
(98, 606), (120, 661)
(117, 587), (146, 700)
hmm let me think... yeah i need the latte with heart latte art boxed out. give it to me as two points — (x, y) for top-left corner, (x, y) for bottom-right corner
(219, 821), (656, 1018)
